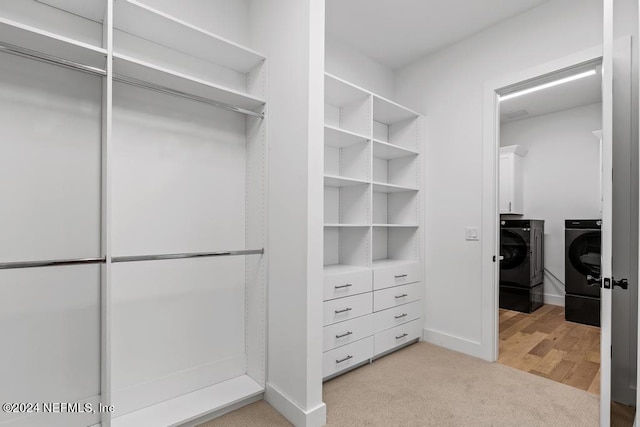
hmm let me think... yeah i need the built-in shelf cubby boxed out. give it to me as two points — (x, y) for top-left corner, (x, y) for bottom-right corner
(324, 183), (370, 225)
(372, 227), (419, 264)
(372, 190), (419, 226)
(322, 73), (423, 380)
(324, 226), (370, 268)
(325, 74), (370, 137)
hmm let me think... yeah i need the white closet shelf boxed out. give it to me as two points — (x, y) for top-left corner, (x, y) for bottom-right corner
(372, 224), (419, 228)
(325, 73), (370, 107)
(111, 375), (263, 427)
(113, 53), (265, 110)
(373, 95), (420, 124)
(0, 17), (107, 69)
(325, 125), (369, 148)
(372, 139), (418, 160)
(36, 0), (106, 23)
(114, 0), (265, 73)
(324, 264), (370, 275)
(372, 182), (419, 193)
(325, 175), (370, 188)
(372, 259), (418, 269)
(325, 224), (370, 227)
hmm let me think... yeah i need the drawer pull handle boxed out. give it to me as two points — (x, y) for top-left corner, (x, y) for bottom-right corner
(395, 274), (408, 278)
(395, 294), (408, 299)
(335, 307), (352, 314)
(335, 283), (353, 289)
(336, 355), (353, 364)
(396, 333), (409, 340)
(395, 313), (408, 319)
(335, 331), (353, 339)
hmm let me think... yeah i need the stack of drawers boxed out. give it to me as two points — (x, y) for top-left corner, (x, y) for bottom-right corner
(322, 261), (422, 378)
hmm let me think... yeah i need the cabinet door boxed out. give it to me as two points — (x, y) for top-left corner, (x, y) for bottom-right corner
(499, 155), (512, 213)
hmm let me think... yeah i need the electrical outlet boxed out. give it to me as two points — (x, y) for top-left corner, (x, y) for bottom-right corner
(465, 227), (480, 241)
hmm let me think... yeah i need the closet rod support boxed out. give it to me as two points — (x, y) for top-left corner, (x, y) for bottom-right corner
(0, 257), (106, 270)
(113, 74), (265, 119)
(112, 249), (264, 263)
(0, 43), (107, 77)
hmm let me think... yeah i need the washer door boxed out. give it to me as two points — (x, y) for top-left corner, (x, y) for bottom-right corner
(500, 229), (528, 269)
(568, 231), (601, 277)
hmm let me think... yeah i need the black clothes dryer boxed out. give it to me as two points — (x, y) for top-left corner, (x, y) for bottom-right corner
(499, 219), (545, 313)
(565, 219), (601, 327)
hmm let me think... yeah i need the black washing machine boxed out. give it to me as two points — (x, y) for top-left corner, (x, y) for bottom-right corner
(499, 219), (545, 313)
(565, 219), (601, 327)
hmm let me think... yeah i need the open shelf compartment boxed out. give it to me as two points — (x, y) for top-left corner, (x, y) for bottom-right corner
(324, 226), (370, 269)
(373, 191), (419, 226)
(325, 133), (370, 182)
(373, 154), (419, 189)
(325, 183), (370, 225)
(372, 227), (419, 264)
(325, 73), (371, 137)
(372, 95), (420, 150)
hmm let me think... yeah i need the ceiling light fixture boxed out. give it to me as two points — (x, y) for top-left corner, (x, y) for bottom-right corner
(500, 69), (597, 102)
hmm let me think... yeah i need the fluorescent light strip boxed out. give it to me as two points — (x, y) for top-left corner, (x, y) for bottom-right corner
(500, 69), (597, 101)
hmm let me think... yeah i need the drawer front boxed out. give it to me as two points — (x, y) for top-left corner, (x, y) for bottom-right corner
(373, 300), (422, 333)
(373, 262), (421, 290)
(323, 269), (372, 301)
(323, 314), (374, 352)
(373, 282), (421, 312)
(323, 336), (373, 378)
(323, 293), (372, 326)
(374, 319), (422, 356)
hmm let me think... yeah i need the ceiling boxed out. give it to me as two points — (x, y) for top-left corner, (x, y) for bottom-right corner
(325, 0), (550, 70)
(500, 68), (602, 123)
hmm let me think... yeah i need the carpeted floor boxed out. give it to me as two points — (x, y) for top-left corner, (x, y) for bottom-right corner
(201, 342), (602, 426)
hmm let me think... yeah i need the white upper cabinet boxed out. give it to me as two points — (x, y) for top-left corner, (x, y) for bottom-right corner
(499, 145), (527, 215)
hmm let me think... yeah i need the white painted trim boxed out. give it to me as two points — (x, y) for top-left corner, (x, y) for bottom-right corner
(422, 328), (486, 360)
(543, 294), (565, 307)
(265, 383), (327, 427)
(481, 44), (604, 363)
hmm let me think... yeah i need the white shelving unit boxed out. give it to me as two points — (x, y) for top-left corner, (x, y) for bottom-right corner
(322, 73), (424, 379)
(0, 2), (267, 426)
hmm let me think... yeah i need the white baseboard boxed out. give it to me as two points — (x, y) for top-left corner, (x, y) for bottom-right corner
(265, 383), (326, 427)
(543, 294), (565, 307)
(422, 328), (487, 360)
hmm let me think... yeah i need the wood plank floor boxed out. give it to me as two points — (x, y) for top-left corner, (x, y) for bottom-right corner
(498, 304), (601, 394)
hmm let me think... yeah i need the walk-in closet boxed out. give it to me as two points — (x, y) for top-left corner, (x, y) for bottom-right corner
(1, 1), (639, 427)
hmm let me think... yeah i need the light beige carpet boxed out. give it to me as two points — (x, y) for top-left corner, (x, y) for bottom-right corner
(201, 342), (602, 426)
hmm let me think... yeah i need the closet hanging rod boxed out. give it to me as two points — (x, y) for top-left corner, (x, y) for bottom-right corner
(0, 257), (106, 270)
(0, 42), (106, 76)
(112, 74), (265, 119)
(112, 249), (264, 263)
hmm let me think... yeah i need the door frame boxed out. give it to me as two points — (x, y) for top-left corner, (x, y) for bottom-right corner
(480, 44), (604, 362)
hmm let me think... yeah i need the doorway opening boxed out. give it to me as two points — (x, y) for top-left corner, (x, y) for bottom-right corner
(496, 60), (603, 395)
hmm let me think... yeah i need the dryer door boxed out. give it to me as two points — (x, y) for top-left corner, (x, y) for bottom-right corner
(500, 228), (530, 287)
(566, 230), (601, 298)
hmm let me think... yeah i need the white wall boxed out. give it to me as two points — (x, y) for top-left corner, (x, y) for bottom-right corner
(395, 0), (638, 404)
(325, 34), (395, 99)
(251, 1), (327, 426)
(395, 0), (604, 358)
(500, 103), (603, 306)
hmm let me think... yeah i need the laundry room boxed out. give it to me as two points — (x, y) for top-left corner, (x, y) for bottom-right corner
(497, 63), (605, 390)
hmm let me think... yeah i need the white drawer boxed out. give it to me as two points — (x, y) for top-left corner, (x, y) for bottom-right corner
(323, 314), (374, 352)
(374, 319), (421, 356)
(323, 269), (372, 301)
(373, 282), (421, 312)
(323, 293), (372, 326)
(373, 300), (422, 332)
(373, 261), (421, 290)
(323, 336), (373, 378)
